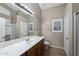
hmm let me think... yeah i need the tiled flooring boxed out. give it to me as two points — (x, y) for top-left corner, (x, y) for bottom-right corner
(43, 47), (65, 56)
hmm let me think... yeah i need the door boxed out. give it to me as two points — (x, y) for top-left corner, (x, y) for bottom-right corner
(20, 21), (28, 37)
(64, 12), (69, 56)
(0, 17), (5, 42)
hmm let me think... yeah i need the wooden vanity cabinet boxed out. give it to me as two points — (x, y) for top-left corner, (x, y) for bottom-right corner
(36, 40), (42, 56)
(27, 45), (36, 56)
(21, 39), (44, 56)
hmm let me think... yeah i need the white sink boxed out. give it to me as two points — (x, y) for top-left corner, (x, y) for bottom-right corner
(25, 38), (34, 44)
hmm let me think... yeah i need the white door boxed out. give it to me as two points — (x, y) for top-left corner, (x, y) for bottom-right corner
(0, 17), (5, 42)
(20, 21), (28, 37)
(64, 12), (69, 56)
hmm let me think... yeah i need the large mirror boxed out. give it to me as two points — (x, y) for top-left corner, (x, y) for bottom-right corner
(0, 3), (36, 43)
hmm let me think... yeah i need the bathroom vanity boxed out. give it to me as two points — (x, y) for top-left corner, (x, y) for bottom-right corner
(21, 39), (44, 56)
(0, 36), (45, 56)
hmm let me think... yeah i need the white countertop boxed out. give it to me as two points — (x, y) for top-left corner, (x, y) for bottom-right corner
(0, 36), (44, 56)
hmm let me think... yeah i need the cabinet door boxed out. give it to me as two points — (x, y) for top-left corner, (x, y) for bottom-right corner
(41, 39), (45, 55)
(36, 41), (42, 56)
(27, 46), (36, 56)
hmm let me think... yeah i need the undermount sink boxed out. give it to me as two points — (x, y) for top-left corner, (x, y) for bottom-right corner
(26, 38), (30, 41)
(25, 38), (33, 44)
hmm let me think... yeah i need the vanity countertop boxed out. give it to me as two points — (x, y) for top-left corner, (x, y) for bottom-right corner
(0, 36), (44, 56)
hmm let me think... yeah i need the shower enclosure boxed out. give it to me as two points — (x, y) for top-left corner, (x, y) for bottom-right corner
(74, 11), (79, 56)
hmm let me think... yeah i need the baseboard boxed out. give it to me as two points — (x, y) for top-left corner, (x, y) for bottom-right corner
(49, 45), (64, 50)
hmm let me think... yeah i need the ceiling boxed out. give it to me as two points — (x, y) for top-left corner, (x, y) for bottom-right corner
(39, 3), (64, 10)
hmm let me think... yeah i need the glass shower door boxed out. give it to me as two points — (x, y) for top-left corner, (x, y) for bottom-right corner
(76, 13), (79, 56)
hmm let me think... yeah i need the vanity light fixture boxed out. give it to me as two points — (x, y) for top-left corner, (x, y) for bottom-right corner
(20, 4), (34, 14)
(14, 3), (34, 16)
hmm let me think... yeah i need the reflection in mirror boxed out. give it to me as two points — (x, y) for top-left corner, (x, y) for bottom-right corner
(0, 17), (5, 42)
(5, 19), (12, 41)
(0, 3), (35, 43)
(28, 23), (34, 32)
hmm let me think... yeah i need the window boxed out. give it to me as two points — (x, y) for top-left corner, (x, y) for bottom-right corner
(52, 19), (62, 32)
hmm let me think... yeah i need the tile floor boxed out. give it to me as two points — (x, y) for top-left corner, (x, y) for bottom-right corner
(43, 47), (66, 56)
